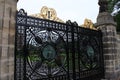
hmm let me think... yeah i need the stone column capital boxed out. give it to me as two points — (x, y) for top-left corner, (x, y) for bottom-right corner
(96, 12), (116, 27)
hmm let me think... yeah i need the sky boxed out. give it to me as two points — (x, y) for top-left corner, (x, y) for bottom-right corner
(17, 0), (99, 25)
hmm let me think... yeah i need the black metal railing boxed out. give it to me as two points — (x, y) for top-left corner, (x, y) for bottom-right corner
(15, 9), (104, 80)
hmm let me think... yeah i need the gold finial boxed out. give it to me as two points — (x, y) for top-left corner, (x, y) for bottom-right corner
(30, 6), (64, 23)
(81, 18), (97, 30)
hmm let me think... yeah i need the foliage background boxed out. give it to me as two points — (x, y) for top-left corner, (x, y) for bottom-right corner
(108, 0), (120, 31)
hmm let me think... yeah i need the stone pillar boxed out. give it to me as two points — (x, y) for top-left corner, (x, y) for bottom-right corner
(96, 12), (119, 80)
(96, 0), (120, 80)
(0, 0), (17, 80)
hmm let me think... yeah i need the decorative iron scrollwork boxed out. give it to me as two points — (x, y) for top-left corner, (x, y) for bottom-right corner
(15, 9), (104, 80)
(17, 9), (27, 16)
(26, 28), (67, 79)
(79, 36), (99, 70)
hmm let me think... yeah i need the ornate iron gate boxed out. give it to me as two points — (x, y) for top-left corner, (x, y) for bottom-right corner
(15, 9), (104, 80)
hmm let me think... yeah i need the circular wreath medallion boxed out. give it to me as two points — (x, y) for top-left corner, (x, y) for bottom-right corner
(42, 44), (56, 61)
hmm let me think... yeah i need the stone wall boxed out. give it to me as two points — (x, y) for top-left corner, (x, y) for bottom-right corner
(116, 33), (120, 79)
(0, 0), (17, 80)
(117, 33), (120, 64)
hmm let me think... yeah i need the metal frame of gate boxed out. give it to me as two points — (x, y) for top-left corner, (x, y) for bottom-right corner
(15, 9), (104, 80)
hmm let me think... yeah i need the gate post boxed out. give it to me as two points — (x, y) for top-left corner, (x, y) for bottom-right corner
(0, 0), (17, 80)
(96, 0), (120, 80)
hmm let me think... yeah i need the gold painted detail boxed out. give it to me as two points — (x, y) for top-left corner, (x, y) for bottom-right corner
(30, 6), (64, 23)
(81, 18), (97, 30)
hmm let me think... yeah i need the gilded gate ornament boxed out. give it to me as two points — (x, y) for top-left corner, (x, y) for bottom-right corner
(31, 6), (97, 30)
(31, 6), (64, 23)
(81, 18), (97, 30)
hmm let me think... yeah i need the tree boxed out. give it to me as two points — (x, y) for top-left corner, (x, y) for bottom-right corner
(108, 0), (120, 31)
(108, 0), (118, 12)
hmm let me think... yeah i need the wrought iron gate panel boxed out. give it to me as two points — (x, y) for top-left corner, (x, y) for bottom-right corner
(15, 9), (104, 80)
